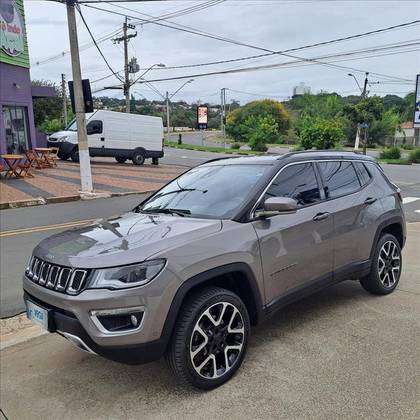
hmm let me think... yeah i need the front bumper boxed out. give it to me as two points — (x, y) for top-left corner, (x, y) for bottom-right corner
(24, 291), (166, 364)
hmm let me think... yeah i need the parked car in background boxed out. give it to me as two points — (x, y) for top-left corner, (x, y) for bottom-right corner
(48, 110), (164, 165)
(23, 151), (405, 389)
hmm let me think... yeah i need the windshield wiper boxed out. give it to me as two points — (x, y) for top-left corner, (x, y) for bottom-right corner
(141, 208), (191, 217)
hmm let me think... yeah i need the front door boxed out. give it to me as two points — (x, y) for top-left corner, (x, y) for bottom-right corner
(252, 162), (334, 305)
(86, 119), (104, 150)
(3, 105), (30, 154)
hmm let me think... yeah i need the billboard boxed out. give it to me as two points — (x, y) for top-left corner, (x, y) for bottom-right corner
(0, 0), (29, 68)
(414, 75), (420, 128)
(197, 106), (208, 130)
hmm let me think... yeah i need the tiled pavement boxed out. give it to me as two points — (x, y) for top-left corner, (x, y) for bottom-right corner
(0, 160), (187, 205)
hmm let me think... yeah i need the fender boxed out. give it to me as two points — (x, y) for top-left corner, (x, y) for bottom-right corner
(159, 262), (264, 346)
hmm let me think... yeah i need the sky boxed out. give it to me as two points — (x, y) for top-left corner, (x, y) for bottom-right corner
(25, 0), (420, 104)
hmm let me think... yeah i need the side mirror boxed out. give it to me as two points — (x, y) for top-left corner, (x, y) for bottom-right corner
(255, 197), (297, 219)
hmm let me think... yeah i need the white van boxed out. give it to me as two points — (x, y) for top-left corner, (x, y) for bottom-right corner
(48, 110), (164, 165)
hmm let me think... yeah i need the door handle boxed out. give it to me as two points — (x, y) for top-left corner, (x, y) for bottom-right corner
(313, 212), (330, 221)
(100, 137), (105, 141)
(364, 197), (377, 205)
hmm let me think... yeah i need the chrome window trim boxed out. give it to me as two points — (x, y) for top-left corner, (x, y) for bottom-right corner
(250, 158), (373, 219)
(90, 306), (146, 336)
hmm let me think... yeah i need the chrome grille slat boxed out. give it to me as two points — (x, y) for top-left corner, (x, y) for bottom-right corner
(25, 257), (89, 295)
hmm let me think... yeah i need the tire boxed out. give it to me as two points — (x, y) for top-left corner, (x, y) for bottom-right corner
(132, 150), (145, 165)
(152, 157), (159, 165)
(70, 148), (79, 163)
(166, 286), (250, 390)
(360, 233), (402, 295)
(115, 157), (127, 164)
(58, 153), (70, 161)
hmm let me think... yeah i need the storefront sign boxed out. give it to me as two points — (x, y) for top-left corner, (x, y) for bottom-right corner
(0, 0), (29, 67)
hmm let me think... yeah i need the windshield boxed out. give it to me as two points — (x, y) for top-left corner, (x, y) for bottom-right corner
(140, 164), (270, 219)
(66, 118), (77, 131)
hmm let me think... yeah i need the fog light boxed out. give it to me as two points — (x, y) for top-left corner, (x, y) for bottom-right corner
(131, 314), (139, 327)
(90, 306), (145, 334)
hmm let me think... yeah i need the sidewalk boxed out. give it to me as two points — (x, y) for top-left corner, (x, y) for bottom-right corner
(0, 160), (186, 208)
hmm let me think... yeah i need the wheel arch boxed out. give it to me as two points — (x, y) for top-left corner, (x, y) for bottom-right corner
(160, 263), (264, 349)
(370, 216), (405, 260)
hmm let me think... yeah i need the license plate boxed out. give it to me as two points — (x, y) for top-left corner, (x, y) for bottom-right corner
(26, 300), (49, 330)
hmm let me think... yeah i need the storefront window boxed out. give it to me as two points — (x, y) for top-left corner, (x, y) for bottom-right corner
(3, 105), (30, 154)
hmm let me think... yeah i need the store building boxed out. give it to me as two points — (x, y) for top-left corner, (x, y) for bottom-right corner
(0, 0), (54, 155)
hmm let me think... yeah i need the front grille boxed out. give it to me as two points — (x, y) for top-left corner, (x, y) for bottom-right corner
(26, 257), (90, 295)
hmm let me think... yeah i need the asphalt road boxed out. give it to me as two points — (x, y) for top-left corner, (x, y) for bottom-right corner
(1, 223), (419, 420)
(1, 150), (419, 318)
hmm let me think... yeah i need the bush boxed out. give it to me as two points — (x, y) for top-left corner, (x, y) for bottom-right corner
(380, 146), (401, 160)
(230, 142), (241, 149)
(40, 118), (63, 134)
(408, 148), (420, 163)
(401, 144), (415, 150)
(246, 115), (278, 152)
(299, 117), (344, 150)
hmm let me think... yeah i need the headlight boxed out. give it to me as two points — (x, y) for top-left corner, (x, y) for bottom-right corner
(57, 136), (68, 142)
(89, 259), (166, 290)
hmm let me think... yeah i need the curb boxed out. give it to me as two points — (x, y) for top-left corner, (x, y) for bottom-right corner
(0, 190), (156, 210)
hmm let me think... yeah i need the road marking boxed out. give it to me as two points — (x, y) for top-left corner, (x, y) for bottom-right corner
(402, 197), (420, 204)
(0, 219), (96, 238)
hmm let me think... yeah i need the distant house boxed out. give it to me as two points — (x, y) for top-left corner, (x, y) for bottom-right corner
(394, 122), (415, 145)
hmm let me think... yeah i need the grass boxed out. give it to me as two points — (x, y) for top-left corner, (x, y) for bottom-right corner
(378, 158), (411, 165)
(164, 140), (264, 155)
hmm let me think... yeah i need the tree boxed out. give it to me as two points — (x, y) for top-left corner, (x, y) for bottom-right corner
(32, 80), (63, 130)
(299, 117), (344, 150)
(226, 99), (290, 142)
(247, 115), (279, 151)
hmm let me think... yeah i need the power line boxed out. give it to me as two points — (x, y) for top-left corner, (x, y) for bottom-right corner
(76, 4), (124, 82)
(83, 2), (417, 82)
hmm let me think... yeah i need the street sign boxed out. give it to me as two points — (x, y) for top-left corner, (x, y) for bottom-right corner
(197, 105), (208, 130)
(68, 79), (93, 114)
(414, 75), (420, 128)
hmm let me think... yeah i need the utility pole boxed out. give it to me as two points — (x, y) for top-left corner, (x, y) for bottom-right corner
(220, 88), (226, 147)
(66, 0), (93, 195)
(165, 91), (170, 140)
(113, 17), (137, 113)
(349, 72), (369, 151)
(61, 73), (68, 127)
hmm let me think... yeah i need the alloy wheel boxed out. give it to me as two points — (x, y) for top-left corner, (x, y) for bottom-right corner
(190, 302), (245, 379)
(378, 240), (401, 288)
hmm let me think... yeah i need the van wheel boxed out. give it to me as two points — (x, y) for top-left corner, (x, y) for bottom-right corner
(132, 150), (145, 165)
(58, 153), (70, 161)
(152, 157), (159, 165)
(115, 157), (127, 164)
(360, 233), (402, 295)
(166, 286), (250, 390)
(70, 148), (79, 163)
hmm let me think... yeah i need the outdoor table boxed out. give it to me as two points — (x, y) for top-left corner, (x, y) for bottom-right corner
(34, 148), (53, 167)
(1, 154), (25, 178)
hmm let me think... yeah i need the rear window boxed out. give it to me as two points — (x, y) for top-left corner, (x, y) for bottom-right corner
(353, 161), (372, 186)
(318, 161), (361, 199)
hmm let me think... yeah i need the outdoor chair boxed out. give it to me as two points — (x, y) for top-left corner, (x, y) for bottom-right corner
(0, 164), (4, 178)
(17, 157), (34, 178)
(24, 150), (43, 169)
(47, 147), (59, 167)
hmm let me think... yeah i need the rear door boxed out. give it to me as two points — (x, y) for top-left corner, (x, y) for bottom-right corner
(252, 162), (335, 304)
(316, 160), (381, 273)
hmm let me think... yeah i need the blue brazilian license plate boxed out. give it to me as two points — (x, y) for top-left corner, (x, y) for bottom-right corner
(26, 300), (49, 330)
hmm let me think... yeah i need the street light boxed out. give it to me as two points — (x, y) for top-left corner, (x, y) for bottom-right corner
(348, 73), (363, 94)
(134, 63), (166, 83)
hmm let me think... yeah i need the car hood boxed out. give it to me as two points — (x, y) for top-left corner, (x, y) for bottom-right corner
(34, 212), (222, 268)
(49, 130), (73, 139)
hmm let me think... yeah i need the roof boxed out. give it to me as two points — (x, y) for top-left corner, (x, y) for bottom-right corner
(400, 121), (414, 129)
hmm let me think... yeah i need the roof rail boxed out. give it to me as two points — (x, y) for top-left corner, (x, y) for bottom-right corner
(275, 149), (362, 160)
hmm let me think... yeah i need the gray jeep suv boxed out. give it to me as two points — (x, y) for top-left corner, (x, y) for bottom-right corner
(23, 151), (406, 389)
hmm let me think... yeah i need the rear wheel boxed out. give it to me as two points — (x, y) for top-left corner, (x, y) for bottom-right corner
(70, 148), (79, 163)
(166, 287), (250, 390)
(115, 157), (127, 164)
(360, 233), (402, 295)
(152, 157), (159, 165)
(132, 150), (145, 165)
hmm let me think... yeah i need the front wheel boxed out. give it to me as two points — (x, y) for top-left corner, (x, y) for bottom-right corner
(360, 233), (402, 295)
(166, 287), (250, 390)
(70, 148), (79, 163)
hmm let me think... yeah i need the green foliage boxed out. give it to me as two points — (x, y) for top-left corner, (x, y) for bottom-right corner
(401, 144), (415, 150)
(380, 146), (401, 160)
(230, 142), (241, 149)
(32, 80), (64, 130)
(245, 115), (279, 151)
(40, 118), (64, 134)
(408, 148), (420, 164)
(298, 117), (344, 150)
(226, 99), (290, 142)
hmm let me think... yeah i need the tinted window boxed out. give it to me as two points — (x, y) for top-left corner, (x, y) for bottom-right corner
(353, 161), (371, 186)
(141, 164), (271, 219)
(87, 120), (103, 134)
(262, 163), (321, 207)
(318, 161), (361, 198)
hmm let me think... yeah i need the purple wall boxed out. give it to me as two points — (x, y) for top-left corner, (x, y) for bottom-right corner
(0, 62), (37, 155)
